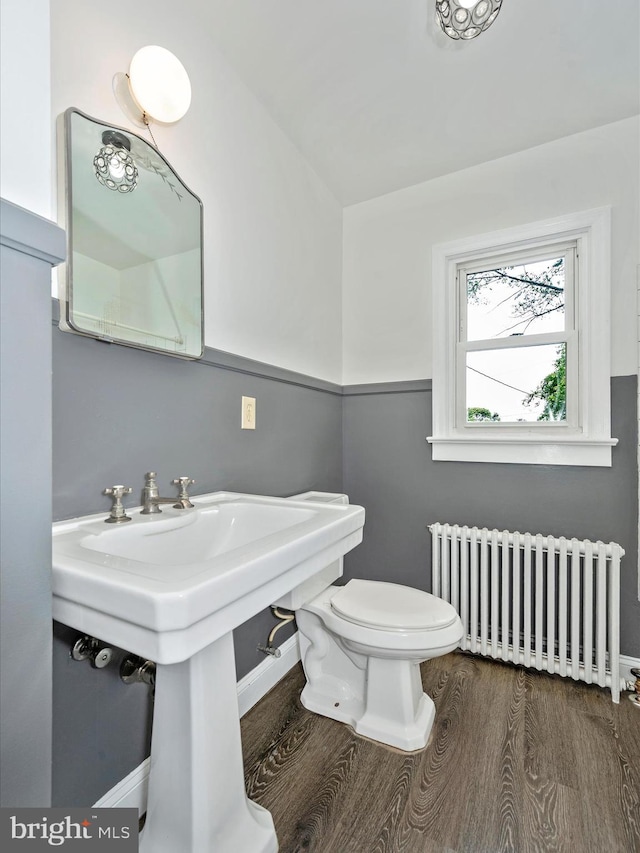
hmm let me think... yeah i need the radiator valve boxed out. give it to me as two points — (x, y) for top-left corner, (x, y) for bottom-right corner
(628, 667), (640, 708)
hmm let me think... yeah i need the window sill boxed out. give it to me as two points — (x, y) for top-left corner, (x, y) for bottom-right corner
(427, 435), (618, 467)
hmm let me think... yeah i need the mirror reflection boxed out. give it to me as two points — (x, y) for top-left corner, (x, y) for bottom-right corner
(60, 108), (204, 359)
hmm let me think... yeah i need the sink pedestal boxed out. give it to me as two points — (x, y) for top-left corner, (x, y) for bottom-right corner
(140, 633), (278, 853)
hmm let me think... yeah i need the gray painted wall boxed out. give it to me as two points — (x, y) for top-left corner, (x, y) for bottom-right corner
(342, 377), (640, 658)
(0, 201), (65, 807)
(51, 310), (343, 806)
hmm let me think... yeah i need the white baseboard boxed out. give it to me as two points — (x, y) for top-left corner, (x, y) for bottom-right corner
(93, 632), (301, 812)
(94, 757), (150, 811)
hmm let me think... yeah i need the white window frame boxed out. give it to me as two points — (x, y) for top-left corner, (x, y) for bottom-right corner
(428, 207), (617, 466)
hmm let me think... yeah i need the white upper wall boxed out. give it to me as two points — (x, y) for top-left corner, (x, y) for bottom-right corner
(0, 0), (52, 218)
(50, 0), (343, 383)
(343, 117), (640, 385)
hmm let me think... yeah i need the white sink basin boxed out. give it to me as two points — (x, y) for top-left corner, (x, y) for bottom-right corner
(52, 491), (365, 664)
(79, 502), (315, 565)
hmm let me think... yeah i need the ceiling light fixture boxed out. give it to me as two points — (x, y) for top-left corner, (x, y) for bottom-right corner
(93, 130), (138, 193)
(435, 0), (502, 40)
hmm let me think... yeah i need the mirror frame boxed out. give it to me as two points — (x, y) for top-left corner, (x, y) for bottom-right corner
(58, 107), (205, 360)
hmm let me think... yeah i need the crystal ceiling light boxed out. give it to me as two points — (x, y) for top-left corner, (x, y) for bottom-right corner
(93, 130), (138, 193)
(436, 0), (503, 40)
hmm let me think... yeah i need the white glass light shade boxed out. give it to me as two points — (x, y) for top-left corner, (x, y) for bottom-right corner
(128, 45), (192, 123)
(436, 0), (502, 40)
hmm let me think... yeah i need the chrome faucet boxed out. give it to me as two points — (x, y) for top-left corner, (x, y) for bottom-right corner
(141, 472), (196, 514)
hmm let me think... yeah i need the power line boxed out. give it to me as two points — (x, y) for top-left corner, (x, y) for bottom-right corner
(467, 365), (530, 396)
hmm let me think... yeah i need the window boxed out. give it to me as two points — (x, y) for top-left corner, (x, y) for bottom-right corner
(462, 245), (574, 426)
(428, 208), (616, 466)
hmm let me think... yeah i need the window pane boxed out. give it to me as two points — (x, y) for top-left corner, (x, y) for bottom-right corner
(466, 256), (565, 341)
(466, 344), (566, 423)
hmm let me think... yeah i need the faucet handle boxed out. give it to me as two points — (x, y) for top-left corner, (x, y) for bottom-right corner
(104, 485), (133, 523)
(172, 476), (195, 505)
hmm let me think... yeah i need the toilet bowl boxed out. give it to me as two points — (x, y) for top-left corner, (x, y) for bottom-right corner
(296, 578), (463, 751)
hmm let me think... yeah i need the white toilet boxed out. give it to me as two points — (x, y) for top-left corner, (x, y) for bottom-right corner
(286, 492), (464, 752)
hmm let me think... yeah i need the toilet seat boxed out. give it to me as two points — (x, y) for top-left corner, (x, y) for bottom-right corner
(330, 579), (458, 631)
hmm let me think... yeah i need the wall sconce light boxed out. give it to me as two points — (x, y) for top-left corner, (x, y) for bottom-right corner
(93, 130), (138, 193)
(127, 45), (192, 125)
(436, 0), (502, 40)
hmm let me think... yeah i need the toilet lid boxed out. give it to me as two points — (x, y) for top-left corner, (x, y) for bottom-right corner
(329, 579), (458, 631)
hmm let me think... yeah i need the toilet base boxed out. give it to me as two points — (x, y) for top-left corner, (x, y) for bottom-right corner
(301, 675), (435, 752)
(362, 655), (435, 749)
(298, 608), (438, 751)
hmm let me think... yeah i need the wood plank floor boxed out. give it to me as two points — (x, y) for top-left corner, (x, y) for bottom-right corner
(240, 652), (640, 853)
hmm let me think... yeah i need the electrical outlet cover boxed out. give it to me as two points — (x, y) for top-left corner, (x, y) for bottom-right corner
(241, 396), (256, 429)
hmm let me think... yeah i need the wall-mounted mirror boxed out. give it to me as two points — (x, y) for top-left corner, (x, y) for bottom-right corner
(58, 108), (204, 359)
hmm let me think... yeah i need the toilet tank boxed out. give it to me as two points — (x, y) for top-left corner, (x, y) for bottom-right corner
(270, 491), (348, 609)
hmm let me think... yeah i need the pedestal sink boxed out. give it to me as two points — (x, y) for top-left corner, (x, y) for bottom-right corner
(52, 491), (365, 852)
